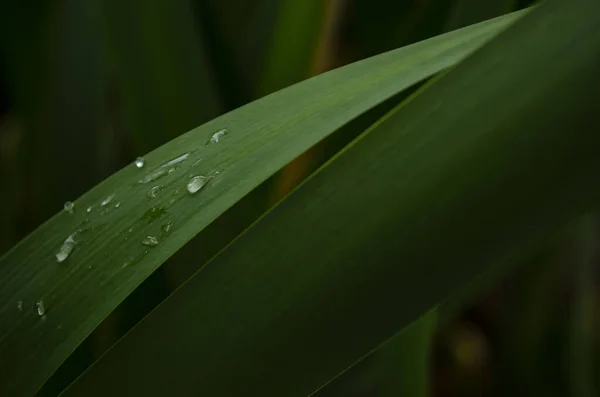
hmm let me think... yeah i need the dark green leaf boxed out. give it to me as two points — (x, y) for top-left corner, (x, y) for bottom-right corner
(0, 12), (524, 396)
(63, 1), (600, 395)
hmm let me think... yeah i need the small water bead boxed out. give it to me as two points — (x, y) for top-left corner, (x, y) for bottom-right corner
(35, 301), (46, 317)
(64, 201), (74, 214)
(122, 250), (149, 268)
(161, 220), (174, 235)
(205, 128), (227, 145)
(141, 236), (159, 247)
(135, 157), (145, 168)
(87, 206), (93, 213)
(187, 175), (211, 195)
(55, 233), (77, 263)
(148, 186), (162, 199)
(101, 194), (115, 207)
(115, 202), (121, 208)
(17, 301), (23, 311)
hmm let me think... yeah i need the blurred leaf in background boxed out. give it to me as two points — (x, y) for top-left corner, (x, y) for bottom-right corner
(102, 0), (223, 154)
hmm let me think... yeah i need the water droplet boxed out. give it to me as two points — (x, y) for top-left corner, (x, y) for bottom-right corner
(135, 157), (145, 168)
(55, 233), (77, 263)
(205, 128), (227, 145)
(141, 236), (159, 247)
(86, 206), (93, 213)
(142, 206), (168, 224)
(35, 301), (46, 317)
(115, 202), (121, 208)
(64, 201), (74, 214)
(138, 152), (191, 184)
(101, 194), (115, 207)
(187, 175), (211, 195)
(161, 220), (173, 235)
(148, 186), (162, 199)
(17, 301), (23, 311)
(122, 250), (149, 268)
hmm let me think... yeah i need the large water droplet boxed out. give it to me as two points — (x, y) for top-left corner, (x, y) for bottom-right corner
(141, 236), (159, 247)
(101, 194), (115, 207)
(64, 201), (74, 214)
(56, 233), (77, 262)
(205, 128), (227, 145)
(148, 186), (162, 199)
(138, 152), (191, 184)
(187, 175), (211, 195)
(135, 157), (145, 168)
(17, 301), (23, 311)
(56, 233), (77, 263)
(35, 301), (46, 317)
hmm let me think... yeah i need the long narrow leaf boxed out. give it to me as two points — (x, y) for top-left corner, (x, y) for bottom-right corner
(63, 1), (600, 395)
(0, 11), (526, 396)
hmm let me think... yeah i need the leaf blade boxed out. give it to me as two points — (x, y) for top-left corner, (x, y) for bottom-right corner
(63, 1), (600, 395)
(0, 11), (526, 396)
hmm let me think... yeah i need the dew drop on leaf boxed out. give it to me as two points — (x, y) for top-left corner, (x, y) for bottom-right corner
(148, 186), (162, 199)
(63, 201), (74, 214)
(17, 301), (23, 311)
(35, 301), (46, 317)
(187, 175), (210, 195)
(122, 250), (149, 268)
(138, 152), (191, 184)
(141, 236), (159, 247)
(135, 157), (145, 168)
(161, 220), (174, 235)
(205, 128), (227, 145)
(101, 194), (115, 207)
(55, 233), (77, 263)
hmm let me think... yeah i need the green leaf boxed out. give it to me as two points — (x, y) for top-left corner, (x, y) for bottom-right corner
(0, 10), (526, 396)
(62, 0), (600, 395)
(376, 310), (437, 397)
